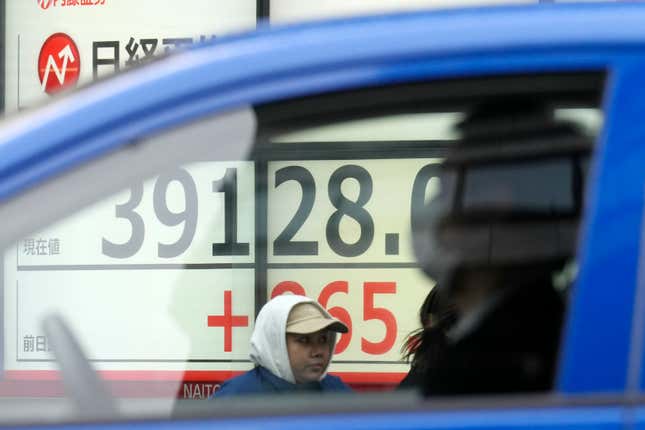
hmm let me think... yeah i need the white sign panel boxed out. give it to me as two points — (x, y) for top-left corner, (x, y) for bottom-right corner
(5, 0), (257, 111)
(4, 156), (438, 386)
(266, 158), (439, 372)
(4, 161), (257, 375)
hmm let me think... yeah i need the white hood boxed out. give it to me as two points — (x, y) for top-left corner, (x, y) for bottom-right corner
(249, 294), (337, 384)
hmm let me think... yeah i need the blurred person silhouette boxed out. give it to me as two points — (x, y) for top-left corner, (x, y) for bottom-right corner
(212, 294), (350, 397)
(413, 98), (589, 395)
(398, 287), (456, 389)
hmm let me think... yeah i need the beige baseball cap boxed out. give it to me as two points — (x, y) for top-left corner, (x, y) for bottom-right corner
(286, 302), (348, 334)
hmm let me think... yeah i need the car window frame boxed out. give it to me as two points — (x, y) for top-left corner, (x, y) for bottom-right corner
(0, 36), (640, 424)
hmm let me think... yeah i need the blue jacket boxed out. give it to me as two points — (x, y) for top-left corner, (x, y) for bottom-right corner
(212, 366), (351, 397)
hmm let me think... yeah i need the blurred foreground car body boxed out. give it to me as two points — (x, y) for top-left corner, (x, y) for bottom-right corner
(0, 2), (644, 429)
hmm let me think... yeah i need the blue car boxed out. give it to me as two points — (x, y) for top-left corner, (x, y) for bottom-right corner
(0, 2), (643, 428)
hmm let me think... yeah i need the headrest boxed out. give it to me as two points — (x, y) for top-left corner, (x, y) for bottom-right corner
(413, 98), (591, 289)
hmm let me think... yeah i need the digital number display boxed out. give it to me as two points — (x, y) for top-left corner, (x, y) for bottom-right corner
(4, 158), (440, 392)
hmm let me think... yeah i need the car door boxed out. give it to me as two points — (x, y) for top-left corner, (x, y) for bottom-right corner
(0, 6), (641, 429)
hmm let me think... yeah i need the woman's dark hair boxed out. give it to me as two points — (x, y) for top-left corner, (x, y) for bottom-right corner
(401, 287), (456, 376)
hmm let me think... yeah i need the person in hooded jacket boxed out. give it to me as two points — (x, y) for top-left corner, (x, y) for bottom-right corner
(212, 294), (351, 397)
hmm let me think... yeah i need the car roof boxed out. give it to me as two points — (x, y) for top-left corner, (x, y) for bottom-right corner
(0, 1), (643, 201)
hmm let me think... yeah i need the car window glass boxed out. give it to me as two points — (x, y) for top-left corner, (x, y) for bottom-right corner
(0, 72), (605, 424)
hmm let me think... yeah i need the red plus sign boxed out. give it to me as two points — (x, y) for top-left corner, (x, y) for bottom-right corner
(207, 290), (249, 352)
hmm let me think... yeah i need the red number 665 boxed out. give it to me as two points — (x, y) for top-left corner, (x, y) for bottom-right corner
(271, 281), (397, 355)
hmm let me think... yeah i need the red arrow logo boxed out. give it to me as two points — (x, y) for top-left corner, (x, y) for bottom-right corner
(38, 33), (80, 95)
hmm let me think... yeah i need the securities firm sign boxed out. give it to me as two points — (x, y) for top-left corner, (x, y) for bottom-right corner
(5, 0), (256, 111)
(38, 0), (107, 9)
